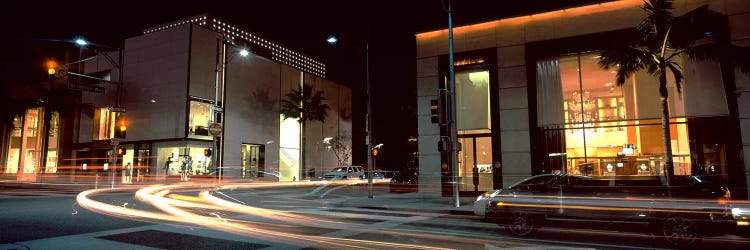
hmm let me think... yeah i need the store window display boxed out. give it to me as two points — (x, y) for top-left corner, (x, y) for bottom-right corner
(536, 53), (695, 177)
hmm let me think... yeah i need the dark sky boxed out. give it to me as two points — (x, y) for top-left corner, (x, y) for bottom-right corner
(2, 0), (609, 168)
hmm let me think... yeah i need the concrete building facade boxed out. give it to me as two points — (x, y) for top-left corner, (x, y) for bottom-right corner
(2, 15), (352, 182)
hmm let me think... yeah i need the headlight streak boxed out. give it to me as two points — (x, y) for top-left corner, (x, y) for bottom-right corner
(77, 182), (453, 249)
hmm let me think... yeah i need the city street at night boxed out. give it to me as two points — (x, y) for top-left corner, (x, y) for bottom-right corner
(2, 180), (750, 249)
(4, 0), (750, 249)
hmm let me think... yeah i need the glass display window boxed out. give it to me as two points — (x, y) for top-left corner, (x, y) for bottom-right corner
(189, 99), (213, 137)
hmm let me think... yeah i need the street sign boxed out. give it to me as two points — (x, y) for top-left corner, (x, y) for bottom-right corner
(208, 123), (222, 137)
(108, 106), (127, 113)
(68, 82), (105, 93)
(212, 105), (223, 113)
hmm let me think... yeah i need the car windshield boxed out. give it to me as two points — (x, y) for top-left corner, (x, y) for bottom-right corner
(331, 167), (346, 172)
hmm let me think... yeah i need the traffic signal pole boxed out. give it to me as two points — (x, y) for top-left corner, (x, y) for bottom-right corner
(447, 2), (460, 208)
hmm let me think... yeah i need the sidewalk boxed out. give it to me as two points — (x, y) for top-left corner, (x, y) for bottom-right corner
(329, 191), (478, 215)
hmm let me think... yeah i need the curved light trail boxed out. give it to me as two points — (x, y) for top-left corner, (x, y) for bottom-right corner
(76, 181), (463, 249)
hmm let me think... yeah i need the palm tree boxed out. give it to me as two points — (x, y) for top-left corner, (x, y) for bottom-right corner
(598, 0), (750, 185)
(280, 84), (330, 180)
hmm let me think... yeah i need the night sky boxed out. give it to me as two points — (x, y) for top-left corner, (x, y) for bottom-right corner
(2, 0), (610, 170)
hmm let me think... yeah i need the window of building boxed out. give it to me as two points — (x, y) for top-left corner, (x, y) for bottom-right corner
(45, 112), (60, 173)
(536, 52), (694, 177)
(189, 99), (212, 137)
(4, 114), (23, 173)
(454, 69), (493, 192)
(456, 70), (491, 134)
(93, 108), (119, 140)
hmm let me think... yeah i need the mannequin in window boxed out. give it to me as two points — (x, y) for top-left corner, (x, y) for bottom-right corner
(164, 157), (174, 175)
(181, 156), (193, 181)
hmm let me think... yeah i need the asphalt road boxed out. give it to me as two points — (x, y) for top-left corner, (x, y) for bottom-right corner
(1, 182), (749, 249)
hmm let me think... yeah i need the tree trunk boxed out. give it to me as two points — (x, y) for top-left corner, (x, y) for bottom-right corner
(659, 71), (674, 187)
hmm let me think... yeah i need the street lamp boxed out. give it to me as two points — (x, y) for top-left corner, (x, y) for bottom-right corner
(213, 36), (249, 183)
(326, 34), (374, 198)
(75, 37), (124, 188)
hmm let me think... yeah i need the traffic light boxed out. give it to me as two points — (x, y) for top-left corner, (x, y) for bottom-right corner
(46, 60), (57, 75)
(372, 148), (379, 157)
(114, 117), (127, 139)
(430, 99), (439, 123)
(204, 148), (212, 157)
(116, 145), (125, 156)
(430, 90), (448, 124)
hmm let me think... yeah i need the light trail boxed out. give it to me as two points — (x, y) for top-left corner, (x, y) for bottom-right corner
(77, 181), (454, 249)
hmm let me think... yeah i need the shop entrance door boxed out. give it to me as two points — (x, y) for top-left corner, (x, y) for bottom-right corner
(457, 136), (493, 193)
(241, 144), (264, 178)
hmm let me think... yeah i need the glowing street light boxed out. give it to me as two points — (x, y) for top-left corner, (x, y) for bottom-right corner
(326, 35), (338, 46)
(75, 38), (88, 46)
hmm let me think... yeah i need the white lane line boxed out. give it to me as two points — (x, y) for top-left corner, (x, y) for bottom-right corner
(319, 183), (358, 198)
(308, 184), (330, 195)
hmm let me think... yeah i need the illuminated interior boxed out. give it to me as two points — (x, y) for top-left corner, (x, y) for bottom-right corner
(93, 108), (118, 140)
(189, 99), (212, 137)
(279, 114), (300, 182)
(538, 52), (692, 176)
(455, 70), (493, 192)
(3, 109), (61, 175)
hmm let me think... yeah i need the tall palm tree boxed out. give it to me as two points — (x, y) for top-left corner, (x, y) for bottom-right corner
(598, 0), (750, 185)
(280, 83), (330, 180)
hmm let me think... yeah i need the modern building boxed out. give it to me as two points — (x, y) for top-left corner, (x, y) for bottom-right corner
(416, 0), (750, 198)
(2, 14), (352, 182)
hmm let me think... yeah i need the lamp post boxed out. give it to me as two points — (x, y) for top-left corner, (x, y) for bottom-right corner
(213, 36), (249, 183)
(75, 38), (124, 188)
(326, 34), (374, 198)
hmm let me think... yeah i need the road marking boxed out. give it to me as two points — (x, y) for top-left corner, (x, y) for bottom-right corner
(308, 183), (329, 195)
(319, 183), (358, 198)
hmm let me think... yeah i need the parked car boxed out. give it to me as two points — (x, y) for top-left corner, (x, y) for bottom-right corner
(323, 165), (364, 180)
(474, 174), (735, 247)
(389, 170), (418, 193)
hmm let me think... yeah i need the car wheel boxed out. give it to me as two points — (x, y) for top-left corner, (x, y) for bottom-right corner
(506, 211), (539, 236)
(662, 216), (700, 247)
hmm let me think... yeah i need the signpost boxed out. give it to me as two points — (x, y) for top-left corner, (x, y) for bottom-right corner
(108, 106), (127, 113)
(208, 123), (222, 137)
(68, 82), (105, 93)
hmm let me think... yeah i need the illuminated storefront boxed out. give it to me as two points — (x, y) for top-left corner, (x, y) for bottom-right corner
(417, 0), (748, 197)
(536, 52), (699, 177)
(2, 108), (61, 181)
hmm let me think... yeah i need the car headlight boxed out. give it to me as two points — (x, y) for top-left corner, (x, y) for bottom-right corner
(732, 208), (742, 217)
(476, 190), (501, 201)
